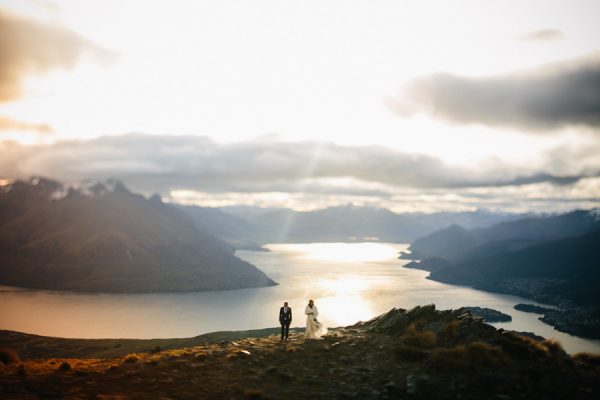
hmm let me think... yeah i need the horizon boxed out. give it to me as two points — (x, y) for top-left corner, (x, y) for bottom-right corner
(1, 0), (599, 213)
(5, 174), (600, 217)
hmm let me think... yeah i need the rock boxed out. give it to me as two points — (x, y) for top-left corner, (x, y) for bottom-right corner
(383, 380), (397, 390)
(406, 373), (417, 395)
(0, 348), (20, 365)
(58, 361), (72, 371)
(149, 345), (161, 354)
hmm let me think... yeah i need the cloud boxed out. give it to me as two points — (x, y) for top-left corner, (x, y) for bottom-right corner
(0, 7), (115, 103)
(389, 52), (600, 132)
(1, 134), (598, 195)
(0, 116), (53, 134)
(1, 134), (599, 213)
(520, 29), (565, 42)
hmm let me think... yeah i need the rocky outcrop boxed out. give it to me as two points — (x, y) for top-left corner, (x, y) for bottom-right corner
(463, 307), (512, 322)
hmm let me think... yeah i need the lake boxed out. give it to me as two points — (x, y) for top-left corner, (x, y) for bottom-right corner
(1, 242), (599, 354)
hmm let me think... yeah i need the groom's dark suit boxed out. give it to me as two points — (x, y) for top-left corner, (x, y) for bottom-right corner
(279, 306), (292, 340)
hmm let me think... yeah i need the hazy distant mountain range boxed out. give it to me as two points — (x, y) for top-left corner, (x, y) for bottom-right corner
(186, 204), (525, 245)
(0, 178), (275, 293)
(403, 210), (600, 308)
(407, 210), (600, 262)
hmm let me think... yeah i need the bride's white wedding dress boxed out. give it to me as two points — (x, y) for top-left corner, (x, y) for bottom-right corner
(304, 304), (323, 339)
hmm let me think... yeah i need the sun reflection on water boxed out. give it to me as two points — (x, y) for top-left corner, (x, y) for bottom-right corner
(293, 242), (400, 262)
(319, 295), (374, 327)
(312, 277), (378, 326)
(266, 242), (403, 327)
(317, 277), (368, 295)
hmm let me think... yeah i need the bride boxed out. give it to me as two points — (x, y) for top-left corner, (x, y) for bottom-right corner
(304, 299), (323, 339)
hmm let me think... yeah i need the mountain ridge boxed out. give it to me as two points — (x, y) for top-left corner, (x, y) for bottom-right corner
(402, 212), (600, 338)
(405, 209), (600, 262)
(0, 177), (276, 293)
(202, 204), (526, 245)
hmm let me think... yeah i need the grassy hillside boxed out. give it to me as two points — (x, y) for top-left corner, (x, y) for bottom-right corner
(1, 305), (598, 399)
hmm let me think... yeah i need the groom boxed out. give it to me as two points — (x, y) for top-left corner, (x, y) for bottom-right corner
(279, 301), (292, 340)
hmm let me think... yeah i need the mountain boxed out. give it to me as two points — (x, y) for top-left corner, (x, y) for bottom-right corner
(478, 209), (600, 243)
(403, 210), (600, 338)
(2, 305), (598, 399)
(405, 225), (482, 260)
(404, 209), (600, 262)
(218, 205), (523, 244)
(175, 204), (263, 250)
(0, 177), (275, 293)
(428, 229), (600, 307)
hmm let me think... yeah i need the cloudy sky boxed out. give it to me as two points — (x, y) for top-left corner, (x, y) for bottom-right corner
(1, 0), (599, 213)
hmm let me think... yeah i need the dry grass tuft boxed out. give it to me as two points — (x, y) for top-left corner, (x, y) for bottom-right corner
(430, 346), (466, 370)
(400, 322), (437, 349)
(540, 339), (565, 357)
(123, 354), (139, 363)
(573, 352), (600, 367)
(498, 332), (548, 360)
(442, 320), (459, 341)
(396, 344), (429, 361)
(243, 388), (264, 399)
(410, 318), (427, 331)
(149, 346), (161, 354)
(430, 341), (508, 370)
(0, 348), (20, 365)
(465, 342), (509, 366)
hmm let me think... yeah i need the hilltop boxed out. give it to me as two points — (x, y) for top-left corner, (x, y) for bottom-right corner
(1, 305), (598, 399)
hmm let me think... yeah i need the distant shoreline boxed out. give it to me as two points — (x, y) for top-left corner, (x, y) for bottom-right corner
(401, 260), (600, 340)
